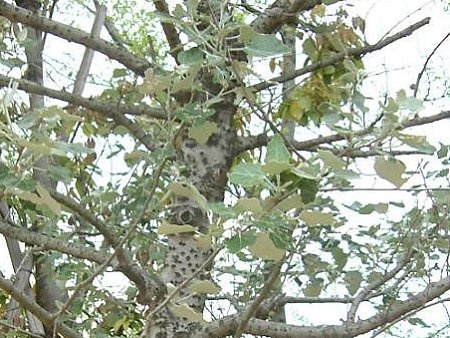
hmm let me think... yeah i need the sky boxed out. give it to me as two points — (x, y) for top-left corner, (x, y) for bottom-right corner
(1, 0), (450, 336)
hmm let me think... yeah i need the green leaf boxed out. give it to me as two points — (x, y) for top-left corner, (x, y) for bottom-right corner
(240, 26), (290, 58)
(229, 163), (265, 188)
(302, 38), (317, 60)
(262, 161), (291, 175)
(188, 121), (219, 145)
(249, 232), (285, 261)
(374, 157), (406, 188)
(189, 280), (220, 294)
(396, 133), (436, 154)
(169, 303), (204, 322)
(112, 68), (127, 78)
(292, 165), (321, 180)
(396, 89), (423, 112)
(331, 247), (348, 271)
(37, 184), (61, 215)
(407, 317), (430, 328)
(303, 278), (323, 297)
(344, 270), (362, 295)
(168, 182), (207, 208)
(51, 141), (93, 156)
(234, 197), (262, 214)
(177, 47), (204, 65)
(158, 222), (197, 235)
(225, 231), (256, 253)
(207, 202), (236, 219)
(299, 210), (335, 226)
(266, 134), (290, 163)
(318, 149), (345, 170)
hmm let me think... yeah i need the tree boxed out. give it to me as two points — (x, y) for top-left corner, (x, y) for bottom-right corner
(0, 0), (449, 337)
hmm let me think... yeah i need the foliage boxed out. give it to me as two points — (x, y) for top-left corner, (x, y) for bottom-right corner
(0, 0), (449, 337)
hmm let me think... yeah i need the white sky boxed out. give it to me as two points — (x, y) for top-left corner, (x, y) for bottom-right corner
(1, 0), (450, 336)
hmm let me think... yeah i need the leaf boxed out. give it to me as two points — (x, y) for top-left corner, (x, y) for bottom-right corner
(262, 161), (291, 175)
(318, 149), (345, 170)
(396, 133), (436, 154)
(359, 203), (388, 214)
(36, 184), (61, 215)
(266, 134), (290, 163)
(272, 194), (303, 212)
(396, 89), (423, 112)
(189, 280), (220, 294)
(177, 47), (204, 65)
(292, 165), (321, 180)
(169, 303), (204, 322)
(18, 139), (52, 156)
(407, 317), (430, 328)
(195, 234), (212, 250)
(344, 270), (362, 295)
(249, 232), (285, 261)
(188, 121), (219, 145)
(51, 141), (93, 156)
(168, 182), (207, 207)
(158, 222), (197, 235)
(302, 38), (317, 60)
(234, 197), (262, 214)
(225, 231), (256, 253)
(240, 26), (290, 58)
(374, 157), (406, 188)
(303, 278), (323, 297)
(207, 202), (236, 219)
(229, 163), (265, 188)
(299, 210), (335, 226)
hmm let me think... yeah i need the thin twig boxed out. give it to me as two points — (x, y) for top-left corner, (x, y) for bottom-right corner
(413, 32), (450, 97)
(251, 17), (430, 92)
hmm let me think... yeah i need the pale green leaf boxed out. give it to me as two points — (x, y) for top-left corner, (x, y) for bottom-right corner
(303, 278), (323, 297)
(266, 134), (290, 163)
(158, 222), (197, 235)
(189, 280), (220, 294)
(18, 140), (52, 156)
(272, 194), (303, 212)
(299, 210), (335, 226)
(262, 161), (291, 175)
(344, 270), (362, 295)
(234, 197), (262, 214)
(177, 47), (204, 65)
(396, 133), (436, 154)
(188, 121), (219, 145)
(195, 234), (212, 250)
(169, 303), (204, 322)
(292, 165), (321, 180)
(229, 163), (265, 188)
(374, 157), (406, 188)
(240, 26), (289, 58)
(318, 149), (345, 169)
(249, 232), (285, 261)
(37, 184), (61, 215)
(168, 182), (207, 207)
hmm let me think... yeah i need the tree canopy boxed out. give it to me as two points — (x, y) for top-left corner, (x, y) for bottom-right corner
(0, 0), (450, 337)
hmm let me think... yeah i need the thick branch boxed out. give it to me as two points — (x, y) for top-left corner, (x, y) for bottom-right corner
(0, 272), (82, 338)
(251, 0), (345, 34)
(0, 74), (164, 150)
(237, 109), (450, 155)
(0, 1), (150, 75)
(0, 218), (109, 264)
(153, 0), (181, 61)
(251, 17), (430, 92)
(49, 190), (163, 304)
(0, 74), (165, 118)
(202, 276), (450, 338)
